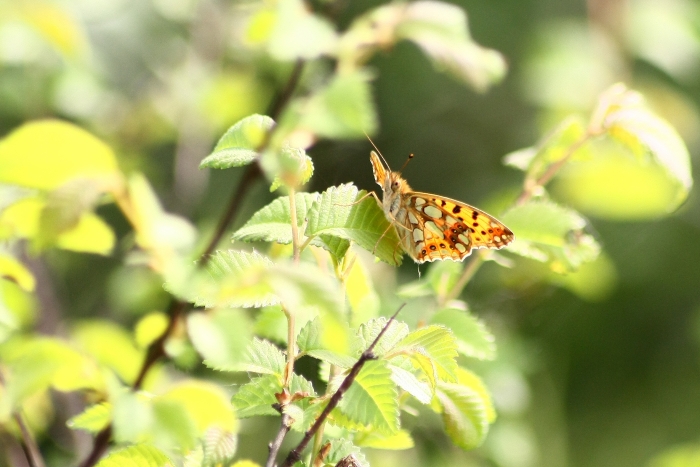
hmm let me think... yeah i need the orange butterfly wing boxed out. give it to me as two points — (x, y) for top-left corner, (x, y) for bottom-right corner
(403, 193), (514, 263)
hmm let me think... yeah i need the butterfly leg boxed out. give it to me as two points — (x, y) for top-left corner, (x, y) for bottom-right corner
(373, 222), (396, 255)
(372, 217), (411, 255)
(335, 190), (382, 207)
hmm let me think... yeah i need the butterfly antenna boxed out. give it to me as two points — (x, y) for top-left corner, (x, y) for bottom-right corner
(364, 131), (392, 170)
(399, 153), (415, 173)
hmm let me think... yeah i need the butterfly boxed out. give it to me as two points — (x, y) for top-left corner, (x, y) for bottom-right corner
(370, 150), (514, 263)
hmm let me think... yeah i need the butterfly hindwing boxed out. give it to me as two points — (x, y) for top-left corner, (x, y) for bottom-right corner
(406, 193), (514, 263)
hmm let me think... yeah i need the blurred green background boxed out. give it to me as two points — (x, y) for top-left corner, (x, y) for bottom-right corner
(1, 0), (699, 466)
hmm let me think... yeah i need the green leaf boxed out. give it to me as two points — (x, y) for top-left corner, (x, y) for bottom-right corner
(231, 462), (263, 467)
(95, 444), (173, 467)
(268, 145), (315, 191)
(388, 363), (432, 404)
(231, 374), (280, 418)
(554, 84), (693, 220)
(0, 336), (100, 416)
(0, 119), (120, 191)
(233, 193), (318, 245)
(200, 114), (274, 169)
(152, 399), (199, 451)
(548, 252), (618, 302)
(160, 380), (238, 433)
(71, 320), (144, 386)
(395, 325), (459, 383)
(602, 84), (693, 191)
(134, 312), (169, 349)
(436, 367), (495, 450)
(287, 400), (325, 433)
(297, 317), (356, 368)
(0, 196), (115, 255)
(317, 235), (351, 263)
(356, 429), (415, 450)
(305, 184), (402, 266)
(193, 250), (280, 308)
(284, 373), (319, 432)
(648, 444), (700, 467)
(127, 173), (197, 280)
(293, 70), (377, 139)
(344, 254), (380, 327)
(266, 0), (337, 61)
(268, 262), (345, 316)
(500, 200), (600, 272)
(338, 360), (399, 434)
(235, 338), (286, 377)
(254, 306), (288, 344)
(187, 309), (254, 372)
(112, 392), (156, 445)
(429, 308), (496, 360)
(396, 1), (507, 91)
(67, 402), (112, 433)
(324, 439), (369, 467)
(201, 426), (238, 467)
(232, 190), (350, 260)
(53, 211), (115, 255)
(36, 178), (104, 250)
(354, 317), (410, 358)
(504, 116), (590, 178)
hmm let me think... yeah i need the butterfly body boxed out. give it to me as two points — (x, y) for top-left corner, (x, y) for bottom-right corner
(370, 151), (514, 264)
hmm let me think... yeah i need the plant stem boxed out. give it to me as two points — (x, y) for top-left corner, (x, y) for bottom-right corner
(440, 252), (486, 308)
(282, 305), (296, 388)
(12, 412), (45, 467)
(516, 131), (595, 206)
(265, 414), (293, 467)
(281, 304), (405, 467)
(201, 164), (263, 260)
(289, 187), (301, 265)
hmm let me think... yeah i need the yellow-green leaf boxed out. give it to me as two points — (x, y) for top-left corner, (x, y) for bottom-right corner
(0, 120), (120, 191)
(160, 380), (238, 433)
(95, 444), (173, 467)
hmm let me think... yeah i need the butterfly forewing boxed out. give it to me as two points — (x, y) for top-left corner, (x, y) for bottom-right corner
(369, 151), (514, 264)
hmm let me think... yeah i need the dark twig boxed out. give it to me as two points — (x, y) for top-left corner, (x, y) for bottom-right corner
(13, 412), (45, 467)
(265, 413), (293, 467)
(281, 304), (405, 467)
(200, 163), (263, 260)
(0, 372), (45, 467)
(77, 427), (111, 467)
(268, 59), (305, 121)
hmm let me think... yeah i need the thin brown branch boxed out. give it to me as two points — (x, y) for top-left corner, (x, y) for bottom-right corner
(281, 304), (405, 467)
(200, 163), (263, 260)
(0, 371), (45, 467)
(265, 413), (293, 467)
(439, 251), (486, 307)
(77, 427), (111, 467)
(12, 412), (45, 467)
(282, 305), (296, 388)
(268, 59), (305, 121)
(516, 132), (595, 206)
